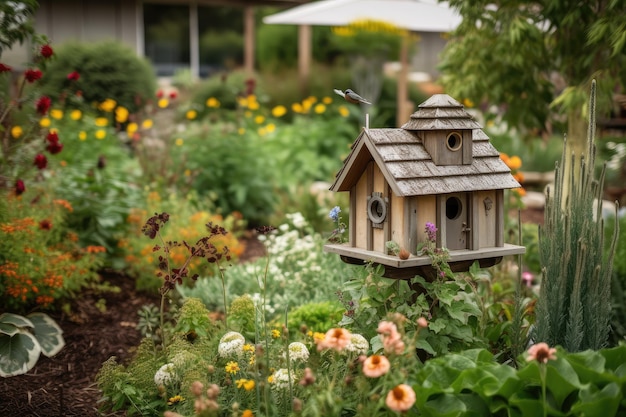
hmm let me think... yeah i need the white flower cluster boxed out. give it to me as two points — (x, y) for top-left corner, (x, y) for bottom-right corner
(154, 363), (176, 387)
(288, 342), (310, 362)
(218, 331), (245, 358)
(271, 368), (295, 390)
(344, 333), (370, 355)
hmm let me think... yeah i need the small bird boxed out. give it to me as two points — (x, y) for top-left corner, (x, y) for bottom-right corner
(334, 88), (372, 105)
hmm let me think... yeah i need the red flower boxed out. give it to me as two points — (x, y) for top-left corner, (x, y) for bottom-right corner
(15, 179), (25, 195)
(67, 71), (80, 81)
(36, 96), (51, 115)
(169, 91), (178, 99)
(40, 44), (54, 58)
(46, 131), (59, 143)
(46, 140), (63, 155)
(24, 69), (43, 83)
(34, 154), (48, 169)
(156, 89), (164, 98)
(0, 63), (12, 73)
(39, 219), (53, 230)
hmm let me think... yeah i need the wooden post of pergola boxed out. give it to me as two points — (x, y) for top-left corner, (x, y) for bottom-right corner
(298, 24), (311, 95)
(244, 6), (255, 76)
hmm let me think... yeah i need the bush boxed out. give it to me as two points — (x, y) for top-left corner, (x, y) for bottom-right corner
(39, 41), (156, 113)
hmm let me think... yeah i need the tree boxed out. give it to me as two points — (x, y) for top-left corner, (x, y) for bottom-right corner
(439, 1), (626, 181)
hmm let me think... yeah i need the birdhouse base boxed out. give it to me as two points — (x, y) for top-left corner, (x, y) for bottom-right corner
(324, 243), (526, 280)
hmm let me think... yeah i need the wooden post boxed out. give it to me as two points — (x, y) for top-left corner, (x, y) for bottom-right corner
(396, 35), (409, 127)
(244, 6), (255, 76)
(298, 24), (311, 96)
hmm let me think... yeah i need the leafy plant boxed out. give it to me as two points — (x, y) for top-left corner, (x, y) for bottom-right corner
(0, 312), (64, 377)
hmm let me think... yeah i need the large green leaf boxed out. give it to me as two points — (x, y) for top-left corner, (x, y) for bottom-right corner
(570, 383), (621, 417)
(0, 329), (41, 377)
(28, 312), (65, 357)
(0, 313), (34, 329)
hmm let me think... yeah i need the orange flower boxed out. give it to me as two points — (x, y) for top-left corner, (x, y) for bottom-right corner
(316, 328), (352, 351)
(507, 155), (522, 170)
(385, 384), (416, 412)
(362, 354), (391, 378)
(527, 342), (557, 364)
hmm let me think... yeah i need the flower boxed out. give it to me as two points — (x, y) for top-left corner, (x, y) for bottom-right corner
(377, 321), (405, 354)
(95, 117), (108, 127)
(0, 63), (12, 72)
(24, 69), (42, 83)
(236, 378), (256, 391)
(36, 96), (51, 115)
(98, 98), (116, 112)
(362, 354), (390, 378)
(78, 131), (87, 140)
(527, 342), (557, 364)
(288, 342), (310, 362)
(50, 109), (63, 120)
(225, 361), (240, 374)
(70, 109), (82, 120)
(417, 317), (428, 328)
(314, 103), (326, 114)
(345, 333), (369, 355)
(141, 119), (153, 129)
(126, 122), (138, 135)
(385, 384), (416, 412)
(39, 219), (53, 230)
(169, 91), (178, 99)
(40, 44), (53, 58)
(154, 363), (176, 386)
(46, 132), (63, 154)
(329, 206), (341, 222)
(507, 155), (522, 170)
(167, 395), (184, 405)
(338, 105), (350, 117)
(34, 154), (48, 169)
(242, 410), (254, 417)
(218, 331), (245, 357)
(206, 97), (220, 108)
(11, 126), (23, 139)
(67, 71), (80, 81)
(254, 115), (265, 124)
(521, 271), (534, 287)
(95, 129), (106, 140)
(271, 329), (281, 339)
(15, 179), (25, 196)
(158, 98), (169, 108)
(270, 368), (294, 390)
(316, 328), (352, 351)
(425, 222), (438, 242)
(186, 110), (197, 120)
(272, 105), (287, 117)
(39, 117), (51, 127)
(115, 106), (129, 123)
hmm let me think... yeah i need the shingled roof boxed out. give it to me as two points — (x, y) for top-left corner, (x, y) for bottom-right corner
(330, 94), (520, 196)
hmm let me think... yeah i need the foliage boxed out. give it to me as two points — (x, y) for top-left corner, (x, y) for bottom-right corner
(330, 19), (408, 61)
(199, 30), (243, 70)
(0, 190), (106, 313)
(440, 0), (626, 140)
(607, 214), (626, 345)
(39, 41), (156, 113)
(280, 301), (344, 336)
(535, 82), (619, 351)
(0, 312), (64, 377)
(0, 0), (39, 55)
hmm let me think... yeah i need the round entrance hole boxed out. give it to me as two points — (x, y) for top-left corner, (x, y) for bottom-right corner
(446, 196), (462, 220)
(446, 132), (462, 151)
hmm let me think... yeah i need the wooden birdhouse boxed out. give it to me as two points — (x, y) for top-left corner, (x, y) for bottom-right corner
(324, 94), (526, 279)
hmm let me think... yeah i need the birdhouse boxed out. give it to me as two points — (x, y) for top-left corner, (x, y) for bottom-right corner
(324, 94), (526, 279)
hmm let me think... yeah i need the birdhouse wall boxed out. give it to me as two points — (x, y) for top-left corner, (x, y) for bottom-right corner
(372, 163), (388, 253)
(353, 171), (369, 249)
(415, 195), (437, 251)
(475, 190), (497, 248)
(390, 193), (407, 251)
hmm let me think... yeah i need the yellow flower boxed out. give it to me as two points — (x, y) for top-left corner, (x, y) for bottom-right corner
(338, 105), (350, 118)
(244, 110), (252, 118)
(186, 110), (197, 120)
(292, 103), (303, 113)
(167, 395), (184, 405)
(265, 123), (276, 133)
(175, 138), (184, 146)
(236, 379), (255, 391)
(95, 129), (106, 140)
(127, 122), (138, 135)
(314, 103), (326, 114)
(157, 98), (168, 109)
(248, 101), (259, 111)
(98, 98), (117, 112)
(254, 115), (265, 124)
(10, 126), (23, 139)
(115, 106), (129, 123)
(95, 117), (108, 127)
(70, 109), (82, 121)
(39, 117), (51, 127)
(258, 127), (267, 136)
(142, 119), (153, 129)
(462, 98), (474, 108)
(243, 343), (255, 352)
(79, 131), (87, 141)
(238, 127), (246, 135)
(242, 410), (254, 417)
(225, 361), (240, 374)
(50, 109), (63, 120)
(184, 169), (191, 177)
(206, 97), (220, 108)
(271, 329), (281, 339)
(267, 375), (274, 383)
(271, 105), (287, 117)
(322, 96), (332, 104)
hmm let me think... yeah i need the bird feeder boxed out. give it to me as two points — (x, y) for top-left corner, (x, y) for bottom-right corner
(324, 94), (526, 279)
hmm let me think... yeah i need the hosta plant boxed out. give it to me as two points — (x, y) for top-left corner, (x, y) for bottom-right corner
(0, 312), (65, 377)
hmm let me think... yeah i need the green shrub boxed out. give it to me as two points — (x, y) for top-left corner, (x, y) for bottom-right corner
(39, 41), (156, 113)
(281, 301), (344, 335)
(199, 30), (243, 70)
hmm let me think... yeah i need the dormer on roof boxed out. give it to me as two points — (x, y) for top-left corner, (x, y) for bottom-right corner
(324, 93), (525, 279)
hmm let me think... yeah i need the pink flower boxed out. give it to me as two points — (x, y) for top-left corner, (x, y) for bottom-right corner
(316, 328), (352, 352)
(36, 96), (51, 115)
(362, 355), (390, 378)
(527, 342), (557, 364)
(66, 71), (80, 81)
(40, 44), (54, 58)
(522, 271), (534, 287)
(417, 317), (428, 328)
(377, 321), (405, 354)
(0, 63), (12, 73)
(34, 154), (48, 169)
(24, 68), (42, 83)
(386, 384), (416, 412)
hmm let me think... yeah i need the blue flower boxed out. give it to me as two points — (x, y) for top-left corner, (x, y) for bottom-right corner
(329, 206), (341, 222)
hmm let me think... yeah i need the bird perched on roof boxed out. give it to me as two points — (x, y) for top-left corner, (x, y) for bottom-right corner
(334, 88), (372, 105)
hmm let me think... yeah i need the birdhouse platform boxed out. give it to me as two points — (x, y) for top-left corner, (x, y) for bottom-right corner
(323, 94), (526, 279)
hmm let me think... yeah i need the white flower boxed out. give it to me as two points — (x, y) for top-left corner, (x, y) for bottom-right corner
(344, 333), (370, 355)
(218, 331), (245, 357)
(287, 212), (307, 229)
(271, 368), (295, 390)
(288, 342), (310, 362)
(154, 363), (176, 387)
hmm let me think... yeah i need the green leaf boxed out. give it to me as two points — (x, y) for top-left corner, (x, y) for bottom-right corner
(0, 313), (34, 329)
(0, 330), (41, 377)
(423, 393), (466, 417)
(546, 358), (582, 408)
(28, 313), (65, 357)
(571, 382), (621, 417)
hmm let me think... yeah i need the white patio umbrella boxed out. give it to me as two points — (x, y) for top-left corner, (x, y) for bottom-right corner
(263, 0), (461, 125)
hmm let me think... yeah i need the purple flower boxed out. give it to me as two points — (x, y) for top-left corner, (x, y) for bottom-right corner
(522, 271), (534, 287)
(425, 222), (437, 242)
(329, 206), (341, 222)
